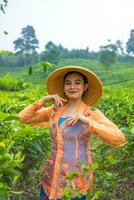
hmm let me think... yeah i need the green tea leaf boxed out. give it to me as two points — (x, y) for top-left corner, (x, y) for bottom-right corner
(3, 116), (19, 121)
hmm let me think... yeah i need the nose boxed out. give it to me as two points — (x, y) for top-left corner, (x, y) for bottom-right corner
(70, 83), (75, 89)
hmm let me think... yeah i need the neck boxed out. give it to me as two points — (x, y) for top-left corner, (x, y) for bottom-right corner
(67, 98), (83, 107)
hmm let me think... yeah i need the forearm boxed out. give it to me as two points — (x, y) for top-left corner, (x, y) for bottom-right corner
(18, 99), (52, 124)
(88, 118), (126, 147)
(40, 96), (51, 104)
(18, 100), (43, 123)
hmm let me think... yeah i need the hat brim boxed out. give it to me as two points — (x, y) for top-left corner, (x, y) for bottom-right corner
(46, 66), (103, 106)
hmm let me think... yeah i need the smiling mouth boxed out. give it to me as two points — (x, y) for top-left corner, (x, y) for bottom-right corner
(69, 91), (77, 94)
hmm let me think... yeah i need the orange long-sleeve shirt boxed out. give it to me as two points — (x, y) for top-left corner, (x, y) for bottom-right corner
(18, 100), (126, 199)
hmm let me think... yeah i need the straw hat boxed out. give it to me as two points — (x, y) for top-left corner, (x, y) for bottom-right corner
(46, 66), (103, 106)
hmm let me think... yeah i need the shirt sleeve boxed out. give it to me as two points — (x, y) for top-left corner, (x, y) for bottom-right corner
(18, 99), (54, 126)
(87, 107), (126, 147)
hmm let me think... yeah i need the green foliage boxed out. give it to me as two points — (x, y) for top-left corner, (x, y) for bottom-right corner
(0, 50), (13, 56)
(0, 62), (133, 199)
(1, 58), (134, 87)
(0, 74), (28, 91)
(86, 86), (134, 200)
(126, 29), (134, 55)
(0, 138), (24, 199)
(40, 41), (61, 64)
(41, 61), (55, 73)
(13, 26), (39, 55)
(1, 36), (134, 67)
(40, 42), (97, 65)
(0, 83), (51, 199)
(13, 25), (39, 66)
(99, 41), (118, 71)
(0, 53), (28, 67)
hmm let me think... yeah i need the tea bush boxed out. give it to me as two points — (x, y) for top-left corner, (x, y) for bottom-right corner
(0, 76), (133, 199)
(0, 74), (29, 91)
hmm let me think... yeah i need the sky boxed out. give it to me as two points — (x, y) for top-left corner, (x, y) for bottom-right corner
(1, 0), (134, 52)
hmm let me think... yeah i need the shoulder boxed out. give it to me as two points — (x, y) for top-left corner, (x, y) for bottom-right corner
(85, 105), (104, 118)
(84, 105), (97, 117)
(90, 106), (98, 112)
(85, 105), (98, 113)
(88, 106), (106, 117)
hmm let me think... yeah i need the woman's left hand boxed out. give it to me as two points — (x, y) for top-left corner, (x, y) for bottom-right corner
(66, 114), (90, 126)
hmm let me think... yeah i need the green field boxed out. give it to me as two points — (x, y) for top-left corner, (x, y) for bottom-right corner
(0, 59), (134, 199)
(0, 58), (134, 87)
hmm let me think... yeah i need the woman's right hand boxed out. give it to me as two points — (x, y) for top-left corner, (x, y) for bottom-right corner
(40, 94), (68, 107)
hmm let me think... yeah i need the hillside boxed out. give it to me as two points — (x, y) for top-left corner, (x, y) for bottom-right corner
(0, 58), (134, 199)
(0, 58), (134, 87)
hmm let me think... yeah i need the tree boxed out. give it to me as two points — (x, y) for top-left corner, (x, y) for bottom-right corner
(40, 41), (60, 64)
(116, 40), (124, 55)
(126, 29), (134, 55)
(99, 40), (117, 73)
(68, 47), (90, 59)
(13, 25), (39, 66)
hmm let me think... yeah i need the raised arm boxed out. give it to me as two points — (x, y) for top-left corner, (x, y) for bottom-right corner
(18, 99), (54, 126)
(18, 94), (68, 126)
(88, 107), (126, 147)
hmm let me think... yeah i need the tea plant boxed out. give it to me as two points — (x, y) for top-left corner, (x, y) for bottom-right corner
(0, 75), (133, 199)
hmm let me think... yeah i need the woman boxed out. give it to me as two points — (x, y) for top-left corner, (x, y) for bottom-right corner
(18, 66), (126, 200)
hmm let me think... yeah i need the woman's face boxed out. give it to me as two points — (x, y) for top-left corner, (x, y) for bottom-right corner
(64, 73), (88, 101)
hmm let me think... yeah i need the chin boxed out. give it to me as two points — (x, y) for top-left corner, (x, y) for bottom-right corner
(67, 96), (81, 100)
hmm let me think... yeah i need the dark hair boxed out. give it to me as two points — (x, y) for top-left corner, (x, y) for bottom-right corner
(63, 71), (88, 84)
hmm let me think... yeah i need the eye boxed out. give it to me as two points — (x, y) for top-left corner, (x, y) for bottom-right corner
(75, 81), (81, 84)
(65, 82), (71, 85)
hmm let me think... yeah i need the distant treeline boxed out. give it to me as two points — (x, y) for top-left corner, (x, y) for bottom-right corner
(0, 44), (98, 67)
(1, 25), (134, 67)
